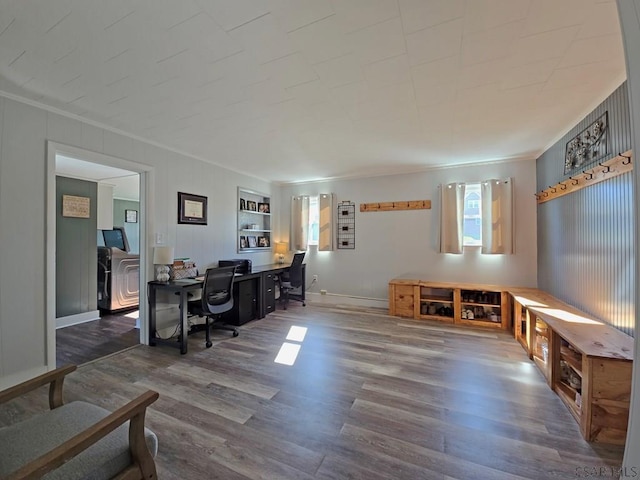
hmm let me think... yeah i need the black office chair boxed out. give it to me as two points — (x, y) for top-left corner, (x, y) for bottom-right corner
(187, 266), (238, 348)
(278, 251), (306, 310)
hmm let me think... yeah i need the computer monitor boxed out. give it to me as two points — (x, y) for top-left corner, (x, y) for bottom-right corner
(102, 227), (130, 253)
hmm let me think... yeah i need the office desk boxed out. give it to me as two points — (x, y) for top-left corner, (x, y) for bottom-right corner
(147, 263), (305, 354)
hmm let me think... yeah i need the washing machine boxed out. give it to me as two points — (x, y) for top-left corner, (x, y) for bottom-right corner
(98, 227), (139, 312)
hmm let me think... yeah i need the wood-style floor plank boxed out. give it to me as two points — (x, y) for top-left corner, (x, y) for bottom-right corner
(1, 304), (625, 479)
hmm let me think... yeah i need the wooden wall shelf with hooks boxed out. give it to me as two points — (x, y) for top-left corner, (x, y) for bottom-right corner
(360, 199), (431, 212)
(536, 150), (633, 204)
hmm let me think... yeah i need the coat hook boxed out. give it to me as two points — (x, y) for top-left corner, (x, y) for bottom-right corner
(560, 183), (567, 190)
(620, 153), (632, 165)
(543, 191), (548, 197)
(569, 176), (579, 185)
(583, 170), (593, 180)
(534, 193), (540, 199)
(549, 185), (556, 193)
(600, 162), (611, 173)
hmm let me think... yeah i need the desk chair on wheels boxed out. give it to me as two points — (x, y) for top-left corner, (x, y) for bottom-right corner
(188, 266), (238, 348)
(278, 251), (306, 310)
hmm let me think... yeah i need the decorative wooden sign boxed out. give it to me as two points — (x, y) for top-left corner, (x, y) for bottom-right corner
(536, 150), (633, 204)
(360, 200), (431, 212)
(62, 195), (90, 218)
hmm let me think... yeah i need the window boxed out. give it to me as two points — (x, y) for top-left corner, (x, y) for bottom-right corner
(463, 183), (482, 246)
(308, 196), (319, 246)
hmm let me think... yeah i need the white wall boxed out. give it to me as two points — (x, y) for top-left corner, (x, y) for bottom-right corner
(278, 159), (538, 304)
(0, 95), (273, 386)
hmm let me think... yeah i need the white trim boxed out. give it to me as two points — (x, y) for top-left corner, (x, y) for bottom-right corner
(46, 141), (154, 371)
(56, 311), (100, 329)
(306, 292), (388, 310)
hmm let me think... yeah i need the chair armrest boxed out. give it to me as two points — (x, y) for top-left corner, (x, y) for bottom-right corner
(0, 365), (77, 409)
(5, 390), (160, 480)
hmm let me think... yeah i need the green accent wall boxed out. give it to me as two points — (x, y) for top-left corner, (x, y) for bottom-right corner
(56, 176), (97, 317)
(113, 199), (140, 254)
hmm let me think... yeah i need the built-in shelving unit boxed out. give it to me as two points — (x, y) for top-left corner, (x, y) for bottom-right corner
(237, 187), (271, 253)
(389, 279), (511, 330)
(507, 287), (633, 444)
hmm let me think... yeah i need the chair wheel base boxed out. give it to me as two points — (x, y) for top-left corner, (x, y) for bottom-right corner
(302, 302), (306, 306)
(206, 341), (212, 348)
(232, 330), (239, 337)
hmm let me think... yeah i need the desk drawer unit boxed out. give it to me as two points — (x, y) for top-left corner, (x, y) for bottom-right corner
(263, 272), (276, 314)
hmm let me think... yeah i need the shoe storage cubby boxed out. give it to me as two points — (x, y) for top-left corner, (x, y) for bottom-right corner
(389, 279), (510, 330)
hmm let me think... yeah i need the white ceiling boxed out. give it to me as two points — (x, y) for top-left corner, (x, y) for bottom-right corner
(0, 0), (627, 184)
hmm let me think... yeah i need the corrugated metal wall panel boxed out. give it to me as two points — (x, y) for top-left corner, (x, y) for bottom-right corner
(537, 82), (635, 336)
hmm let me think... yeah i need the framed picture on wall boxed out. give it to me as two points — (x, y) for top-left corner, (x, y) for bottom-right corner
(125, 209), (138, 223)
(258, 202), (270, 213)
(240, 236), (247, 248)
(178, 192), (208, 225)
(248, 236), (257, 248)
(246, 200), (257, 211)
(240, 198), (246, 211)
(258, 236), (269, 247)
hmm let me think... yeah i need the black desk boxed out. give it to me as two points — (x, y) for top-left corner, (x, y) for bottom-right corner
(147, 263), (305, 354)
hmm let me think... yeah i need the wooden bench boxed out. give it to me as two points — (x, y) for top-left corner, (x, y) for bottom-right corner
(508, 288), (633, 444)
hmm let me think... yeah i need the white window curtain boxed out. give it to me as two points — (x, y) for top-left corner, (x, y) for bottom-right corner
(440, 183), (465, 254)
(481, 178), (514, 254)
(318, 193), (335, 251)
(291, 196), (309, 251)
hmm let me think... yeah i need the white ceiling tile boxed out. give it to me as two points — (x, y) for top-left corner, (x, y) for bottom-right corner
(507, 26), (581, 68)
(457, 58), (506, 91)
(271, 0), (335, 32)
(500, 58), (559, 90)
(461, 21), (524, 66)
(576, 1), (621, 39)
(414, 81), (456, 107)
(227, 13), (295, 64)
(410, 55), (460, 88)
(557, 33), (625, 69)
(543, 60), (623, 91)
(195, 0), (270, 31)
(349, 18), (406, 65)
(522, 0), (589, 36)
(406, 19), (463, 66)
(332, 0), (399, 33)
(313, 53), (364, 89)
(463, 0), (530, 34)
(288, 15), (351, 65)
(286, 79), (331, 106)
(363, 54), (411, 90)
(399, 0), (465, 35)
(260, 53), (318, 89)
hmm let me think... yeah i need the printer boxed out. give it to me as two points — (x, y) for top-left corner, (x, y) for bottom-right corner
(218, 259), (252, 274)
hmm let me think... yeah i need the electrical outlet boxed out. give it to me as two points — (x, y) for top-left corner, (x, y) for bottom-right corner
(313, 275), (318, 282)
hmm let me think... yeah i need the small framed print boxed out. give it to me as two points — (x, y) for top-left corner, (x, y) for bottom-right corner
(258, 202), (270, 213)
(248, 236), (257, 248)
(258, 236), (269, 247)
(239, 236), (247, 249)
(240, 198), (246, 211)
(246, 200), (257, 211)
(178, 192), (208, 225)
(125, 209), (138, 223)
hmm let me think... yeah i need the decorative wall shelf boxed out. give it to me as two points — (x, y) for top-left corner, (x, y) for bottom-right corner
(360, 199), (431, 212)
(536, 150), (633, 204)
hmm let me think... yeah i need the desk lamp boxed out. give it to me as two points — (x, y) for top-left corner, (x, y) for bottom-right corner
(275, 242), (288, 264)
(153, 246), (174, 282)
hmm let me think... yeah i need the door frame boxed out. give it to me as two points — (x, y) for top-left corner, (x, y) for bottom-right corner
(46, 141), (155, 369)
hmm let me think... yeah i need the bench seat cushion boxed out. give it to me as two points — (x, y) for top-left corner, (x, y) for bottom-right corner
(0, 400), (158, 480)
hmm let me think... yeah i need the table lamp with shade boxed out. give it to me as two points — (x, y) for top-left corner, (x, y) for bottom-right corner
(153, 246), (174, 282)
(275, 242), (288, 264)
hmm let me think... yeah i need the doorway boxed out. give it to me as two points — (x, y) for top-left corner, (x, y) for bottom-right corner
(46, 141), (152, 369)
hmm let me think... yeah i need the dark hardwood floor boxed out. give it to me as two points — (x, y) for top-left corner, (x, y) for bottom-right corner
(55, 309), (140, 367)
(6, 304), (624, 479)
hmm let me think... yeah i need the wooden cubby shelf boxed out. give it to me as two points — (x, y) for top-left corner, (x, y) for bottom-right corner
(507, 287), (633, 445)
(389, 279), (511, 330)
